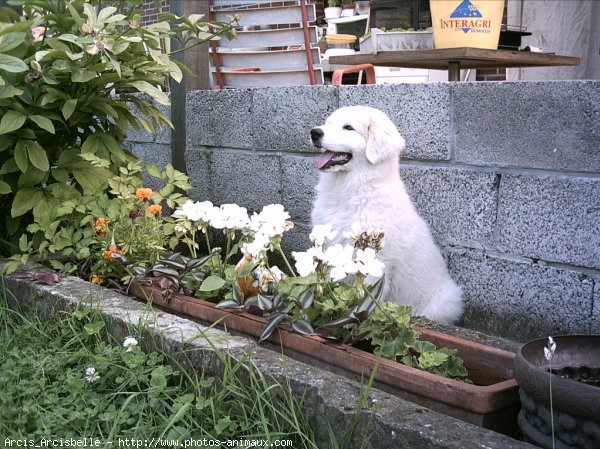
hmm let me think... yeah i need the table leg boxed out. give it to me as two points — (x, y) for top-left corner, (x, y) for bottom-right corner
(448, 61), (461, 81)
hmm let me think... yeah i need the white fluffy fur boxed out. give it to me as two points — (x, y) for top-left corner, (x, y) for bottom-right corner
(310, 106), (464, 324)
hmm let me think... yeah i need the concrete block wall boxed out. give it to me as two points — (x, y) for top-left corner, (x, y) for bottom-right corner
(126, 81), (600, 342)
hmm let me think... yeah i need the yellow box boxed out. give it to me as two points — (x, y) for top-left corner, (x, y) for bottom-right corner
(430, 0), (505, 49)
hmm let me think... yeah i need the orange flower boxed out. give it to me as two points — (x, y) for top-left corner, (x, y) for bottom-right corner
(147, 204), (162, 215)
(94, 217), (110, 233)
(91, 274), (107, 285)
(103, 244), (125, 262)
(135, 187), (153, 201)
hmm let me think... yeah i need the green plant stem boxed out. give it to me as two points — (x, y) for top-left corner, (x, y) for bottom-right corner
(277, 244), (297, 277)
(549, 360), (556, 449)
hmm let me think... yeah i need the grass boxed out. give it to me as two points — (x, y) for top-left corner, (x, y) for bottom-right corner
(0, 287), (320, 448)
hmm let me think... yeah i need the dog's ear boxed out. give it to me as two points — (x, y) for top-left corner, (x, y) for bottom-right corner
(365, 114), (406, 164)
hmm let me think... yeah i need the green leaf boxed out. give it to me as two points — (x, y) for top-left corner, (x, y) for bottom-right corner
(0, 85), (23, 98)
(0, 32), (26, 53)
(27, 141), (50, 171)
(28, 115), (55, 134)
(72, 69), (97, 83)
(292, 319), (315, 336)
(62, 99), (77, 120)
(14, 140), (28, 172)
(0, 180), (11, 194)
(258, 313), (289, 343)
(0, 54), (28, 73)
(199, 275), (226, 292)
(0, 110), (26, 134)
(127, 80), (170, 105)
(11, 187), (43, 217)
(84, 320), (105, 335)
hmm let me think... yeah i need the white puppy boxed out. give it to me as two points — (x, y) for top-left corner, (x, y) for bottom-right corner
(310, 106), (463, 324)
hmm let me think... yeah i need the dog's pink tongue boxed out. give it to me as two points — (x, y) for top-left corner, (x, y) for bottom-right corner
(313, 151), (335, 169)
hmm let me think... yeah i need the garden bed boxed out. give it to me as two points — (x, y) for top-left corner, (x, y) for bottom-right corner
(129, 280), (521, 437)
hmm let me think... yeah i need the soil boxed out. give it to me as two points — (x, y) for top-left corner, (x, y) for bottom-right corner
(550, 366), (600, 388)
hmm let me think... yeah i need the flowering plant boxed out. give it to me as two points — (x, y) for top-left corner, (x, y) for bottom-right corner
(128, 201), (468, 380)
(0, 0), (237, 255)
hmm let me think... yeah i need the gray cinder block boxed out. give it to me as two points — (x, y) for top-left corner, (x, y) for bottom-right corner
(186, 89), (254, 149)
(453, 81), (600, 172)
(400, 165), (499, 250)
(339, 83), (452, 161)
(281, 155), (318, 221)
(185, 146), (211, 201)
(210, 150), (281, 212)
(498, 174), (600, 270)
(251, 86), (338, 152)
(447, 248), (594, 340)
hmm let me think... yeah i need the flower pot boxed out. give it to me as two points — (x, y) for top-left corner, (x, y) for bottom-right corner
(514, 336), (600, 449)
(324, 6), (342, 19)
(130, 281), (521, 436)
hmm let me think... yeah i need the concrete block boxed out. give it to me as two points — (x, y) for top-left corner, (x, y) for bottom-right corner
(280, 155), (318, 221)
(185, 146), (211, 201)
(593, 280), (600, 333)
(338, 83), (452, 161)
(127, 142), (171, 192)
(186, 89), (254, 149)
(126, 95), (172, 144)
(155, 102), (172, 144)
(498, 174), (600, 270)
(251, 86), (338, 152)
(210, 150), (281, 212)
(400, 165), (499, 250)
(447, 248), (595, 340)
(453, 81), (600, 172)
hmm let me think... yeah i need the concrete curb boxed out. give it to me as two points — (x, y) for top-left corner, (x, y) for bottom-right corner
(1, 266), (535, 449)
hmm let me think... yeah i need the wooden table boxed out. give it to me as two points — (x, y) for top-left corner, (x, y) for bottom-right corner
(329, 47), (580, 81)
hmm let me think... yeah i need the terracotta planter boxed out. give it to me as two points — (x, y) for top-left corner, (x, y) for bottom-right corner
(514, 335), (600, 449)
(130, 282), (520, 436)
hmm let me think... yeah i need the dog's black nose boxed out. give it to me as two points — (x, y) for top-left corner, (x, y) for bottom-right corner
(310, 128), (324, 145)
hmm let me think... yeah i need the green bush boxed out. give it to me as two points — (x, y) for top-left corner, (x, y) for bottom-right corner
(0, 0), (235, 255)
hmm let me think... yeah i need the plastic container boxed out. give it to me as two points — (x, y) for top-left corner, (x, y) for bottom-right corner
(430, 0), (505, 49)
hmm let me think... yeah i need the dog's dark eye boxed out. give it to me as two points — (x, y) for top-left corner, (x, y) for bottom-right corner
(343, 124), (354, 131)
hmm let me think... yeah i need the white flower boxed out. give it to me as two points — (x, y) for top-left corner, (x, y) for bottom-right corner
(323, 244), (357, 281)
(211, 203), (250, 231)
(242, 231), (271, 260)
(292, 247), (323, 277)
(310, 224), (337, 247)
(342, 221), (362, 241)
(173, 200), (215, 224)
(249, 204), (293, 238)
(544, 336), (556, 361)
(123, 336), (138, 353)
(85, 367), (100, 383)
(354, 247), (385, 278)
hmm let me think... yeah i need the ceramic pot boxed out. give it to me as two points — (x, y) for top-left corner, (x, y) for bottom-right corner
(324, 6), (342, 19)
(514, 335), (600, 449)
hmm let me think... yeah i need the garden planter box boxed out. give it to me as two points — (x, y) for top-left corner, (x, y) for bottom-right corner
(129, 281), (520, 436)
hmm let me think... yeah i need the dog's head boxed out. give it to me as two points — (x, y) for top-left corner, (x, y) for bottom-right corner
(310, 106), (405, 173)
